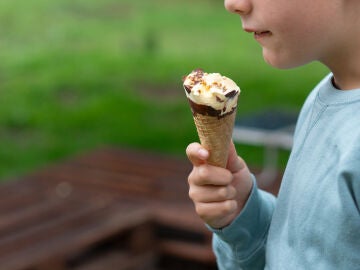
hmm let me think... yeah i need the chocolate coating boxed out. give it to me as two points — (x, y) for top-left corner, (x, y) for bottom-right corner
(187, 99), (236, 119)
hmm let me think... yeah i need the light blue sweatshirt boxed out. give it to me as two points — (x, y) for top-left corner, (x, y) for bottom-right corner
(210, 74), (360, 269)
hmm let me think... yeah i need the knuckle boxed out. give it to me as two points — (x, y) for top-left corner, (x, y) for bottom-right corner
(188, 167), (203, 186)
(186, 143), (200, 159)
(188, 167), (200, 185)
(228, 186), (237, 199)
(195, 204), (207, 218)
(187, 170), (195, 185)
(223, 171), (234, 184)
(188, 188), (196, 200)
(218, 187), (229, 199)
(185, 144), (194, 158)
(198, 166), (210, 180)
(222, 200), (237, 215)
(195, 204), (215, 222)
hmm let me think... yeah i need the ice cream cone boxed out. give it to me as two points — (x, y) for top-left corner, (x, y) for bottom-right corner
(193, 109), (237, 168)
(183, 69), (240, 168)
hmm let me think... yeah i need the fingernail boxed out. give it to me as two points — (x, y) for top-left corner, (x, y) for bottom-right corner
(198, 148), (209, 159)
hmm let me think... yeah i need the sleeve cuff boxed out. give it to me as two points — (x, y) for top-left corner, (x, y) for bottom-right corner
(207, 175), (276, 259)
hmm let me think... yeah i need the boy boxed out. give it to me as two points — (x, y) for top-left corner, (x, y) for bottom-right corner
(186, 0), (360, 269)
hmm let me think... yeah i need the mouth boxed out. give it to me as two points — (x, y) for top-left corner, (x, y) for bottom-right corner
(244, 28), (272, 40)
(254, 30), (272, 38)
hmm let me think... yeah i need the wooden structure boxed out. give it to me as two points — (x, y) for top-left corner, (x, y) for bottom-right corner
(0, 147), (281, 270)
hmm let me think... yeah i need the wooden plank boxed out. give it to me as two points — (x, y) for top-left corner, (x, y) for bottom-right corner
(153, 202), (214, 264)
(0, 195), (76, 238)
(30, 168), (162, 199)
(159, 240), (215, 264)
(29, 161), (189, 201)
(153, 203), (209, 236)
(0, 179), (45, 215)
(35, 260), (68, 270)
(0, 147), (263, 269)
(68, 148), (192, 199)
(73, 148), (192, 175)
(0, 201), (152, 270)
(73, 250), (157, 270)
(0, 197), (110, 255)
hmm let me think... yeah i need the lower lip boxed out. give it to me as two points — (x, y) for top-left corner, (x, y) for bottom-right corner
(254, 31), (272, 41)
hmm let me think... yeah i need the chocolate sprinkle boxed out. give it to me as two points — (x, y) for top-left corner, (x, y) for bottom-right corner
(192, 69), (204, 85)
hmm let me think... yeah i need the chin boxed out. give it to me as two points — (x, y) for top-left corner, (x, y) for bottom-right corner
(263, 49), (307, 69)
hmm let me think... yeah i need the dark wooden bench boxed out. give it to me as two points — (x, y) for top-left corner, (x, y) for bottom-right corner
(0, 147), (281, 270)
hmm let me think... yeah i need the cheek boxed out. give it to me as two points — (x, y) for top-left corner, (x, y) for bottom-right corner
(261, 41), (310, 69)
(262, 21), (323, 69)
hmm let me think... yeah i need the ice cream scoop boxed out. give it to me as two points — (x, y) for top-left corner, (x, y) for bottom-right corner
(183, 69), (240, 118)
(183, 69), (241, 167)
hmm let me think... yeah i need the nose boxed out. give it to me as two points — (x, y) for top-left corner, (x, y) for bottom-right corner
(224, 0), (252, 15)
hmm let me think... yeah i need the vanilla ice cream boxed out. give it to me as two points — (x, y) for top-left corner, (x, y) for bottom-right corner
(183, 69), (240, 118)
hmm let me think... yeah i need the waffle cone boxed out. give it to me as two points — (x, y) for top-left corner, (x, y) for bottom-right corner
(193, 111), (236, 168)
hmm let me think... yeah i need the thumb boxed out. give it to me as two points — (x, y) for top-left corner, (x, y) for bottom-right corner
(226, 141), (246, 173)
(186, 142), (209, 167)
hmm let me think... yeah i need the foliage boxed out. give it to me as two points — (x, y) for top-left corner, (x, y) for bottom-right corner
(0, 0), (328, 180)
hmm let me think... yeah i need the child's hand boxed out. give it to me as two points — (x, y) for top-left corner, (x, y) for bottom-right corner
(186, 142), (253, 229)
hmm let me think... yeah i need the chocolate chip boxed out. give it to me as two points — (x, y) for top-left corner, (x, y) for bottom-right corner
(184, 85), (192, 94)
(225, 90), (237, 98)
(216, 96), (224, 102)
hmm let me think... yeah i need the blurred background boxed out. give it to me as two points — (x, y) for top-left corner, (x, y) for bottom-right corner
(0, 0), (328, 181)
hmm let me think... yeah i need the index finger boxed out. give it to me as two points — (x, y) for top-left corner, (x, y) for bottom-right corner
(186, 142), (209, 167)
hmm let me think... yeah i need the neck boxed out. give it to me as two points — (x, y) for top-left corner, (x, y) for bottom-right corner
(322, 38), (360, 90)
(331, 64), (360, 90)
(321, 2), (360, 90)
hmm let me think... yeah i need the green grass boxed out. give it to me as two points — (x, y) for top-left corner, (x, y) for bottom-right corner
(0, 0), (328, 180)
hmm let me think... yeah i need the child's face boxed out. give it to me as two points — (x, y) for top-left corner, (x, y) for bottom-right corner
(225, 0), (345, 69)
